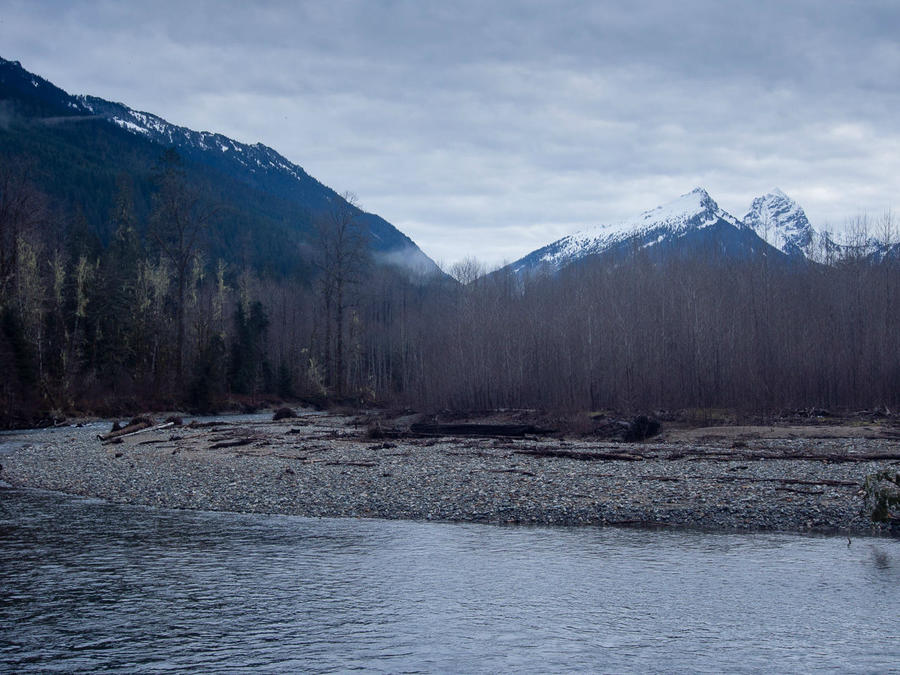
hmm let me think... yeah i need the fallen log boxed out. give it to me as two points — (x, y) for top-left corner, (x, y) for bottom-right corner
(487, 467), (537, 477)
(100, 422), (174, 443)
(118, 422), (173, 439)
(209, 438), (254, 450)
(514, 448), (644, 461)
(410, 423), (553, 438)
(187, 420), (231, 429)
(98, 418), (153, 441)
(445, 449), (512, 458)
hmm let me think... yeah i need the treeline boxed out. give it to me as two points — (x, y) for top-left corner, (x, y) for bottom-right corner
(420, 251), (899, 412)
(1, 161), (899, 426)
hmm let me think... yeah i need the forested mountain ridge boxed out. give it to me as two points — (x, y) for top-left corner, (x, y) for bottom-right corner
(0, 56), (442, 279)
(0, 56), (452, 425)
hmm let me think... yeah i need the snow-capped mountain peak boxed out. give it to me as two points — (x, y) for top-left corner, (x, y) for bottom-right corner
(628, 186), (740, 231)
(743, 189), (817, 258)
(511, 187), (743, 274)
(579, 186), (740, 242)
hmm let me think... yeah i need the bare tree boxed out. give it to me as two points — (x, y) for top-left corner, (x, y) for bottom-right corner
(449, 256), (484, 285)
(314, 191), (370, 397)
(149, 148), (216, 379)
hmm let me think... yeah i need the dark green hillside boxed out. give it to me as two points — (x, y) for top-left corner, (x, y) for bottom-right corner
(0, 57), (84, 118)
(0, 56), (442, 280)
(0, 118), (309, 277)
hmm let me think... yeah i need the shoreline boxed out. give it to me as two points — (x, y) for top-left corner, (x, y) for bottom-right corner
(2, 411), (899, 537)
(4, 484), (899, 542)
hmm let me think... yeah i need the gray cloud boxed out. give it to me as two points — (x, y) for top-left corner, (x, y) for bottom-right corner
(2, 0), (899, 265)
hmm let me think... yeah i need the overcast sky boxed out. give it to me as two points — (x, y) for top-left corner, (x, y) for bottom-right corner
(3, 0), (899, 267)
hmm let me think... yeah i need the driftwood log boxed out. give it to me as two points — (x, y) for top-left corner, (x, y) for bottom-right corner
(209, 438), (254, 450)
(100, 422), (174, 443)
(98, 418), (154, 441)
(514, 448), (644, 461)
(409, 423), (552, 438)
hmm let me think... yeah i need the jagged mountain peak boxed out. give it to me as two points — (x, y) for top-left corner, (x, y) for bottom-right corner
(508, 188), (748, 276)
(743, 188), (817, 258)
(572, 187), (735, 244)
(634, 186), (729, 227)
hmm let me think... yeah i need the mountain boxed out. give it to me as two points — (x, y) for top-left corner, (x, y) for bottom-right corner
(0, 56), (443, 279)
(743, 188), (836, 260)
(743, 188), (900, 263)
(506, 187), (783, 277)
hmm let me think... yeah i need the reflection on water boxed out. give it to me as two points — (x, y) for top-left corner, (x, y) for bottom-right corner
(1, 488), (898, 673)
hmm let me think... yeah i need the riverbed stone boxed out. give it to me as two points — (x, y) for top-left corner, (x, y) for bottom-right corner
(1, 412), (899, 536)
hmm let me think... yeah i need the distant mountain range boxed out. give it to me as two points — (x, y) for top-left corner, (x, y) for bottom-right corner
(505, 186), (896, 277)
(0, 56), (443, 279)
(3, 56), (895, 284)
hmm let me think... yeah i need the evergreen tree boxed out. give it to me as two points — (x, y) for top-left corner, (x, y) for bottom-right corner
(228, 300), (270, 395)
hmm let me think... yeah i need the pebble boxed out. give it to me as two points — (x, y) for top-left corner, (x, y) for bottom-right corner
(1, 415), (898, 536)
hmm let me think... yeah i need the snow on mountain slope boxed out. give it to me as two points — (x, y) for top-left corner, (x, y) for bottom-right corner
(1, 55), (444, 278)
(77, 95), (442, 276)
(743, 189), (824, 259)
(76, 95), (327, 187)
(510, 187), (746, 275)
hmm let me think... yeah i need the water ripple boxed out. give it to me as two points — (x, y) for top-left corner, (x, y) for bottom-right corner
(1, 488), (898, 672)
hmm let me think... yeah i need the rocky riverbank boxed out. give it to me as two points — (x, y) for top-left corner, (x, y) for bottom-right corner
(2, 410), (899, 535)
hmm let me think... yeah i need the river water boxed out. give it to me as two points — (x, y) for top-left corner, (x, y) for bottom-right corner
(1, 487), (898, 673)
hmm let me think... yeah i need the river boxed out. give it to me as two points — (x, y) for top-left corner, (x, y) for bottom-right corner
(1, 485), (898, 672)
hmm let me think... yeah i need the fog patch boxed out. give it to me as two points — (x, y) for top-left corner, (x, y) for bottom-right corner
(38, 114), (98, 126)
(374, 246), (442, 281)
(0, 101), (18, 130)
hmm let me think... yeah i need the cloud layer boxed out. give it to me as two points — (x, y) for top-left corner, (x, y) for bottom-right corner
(3, 0), (899, 266)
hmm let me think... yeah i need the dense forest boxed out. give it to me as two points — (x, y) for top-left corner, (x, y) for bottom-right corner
(1, 155), (899, 427)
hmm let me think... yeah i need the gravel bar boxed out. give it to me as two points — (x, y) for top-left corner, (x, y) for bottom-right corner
(2, 412), (899, 536)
